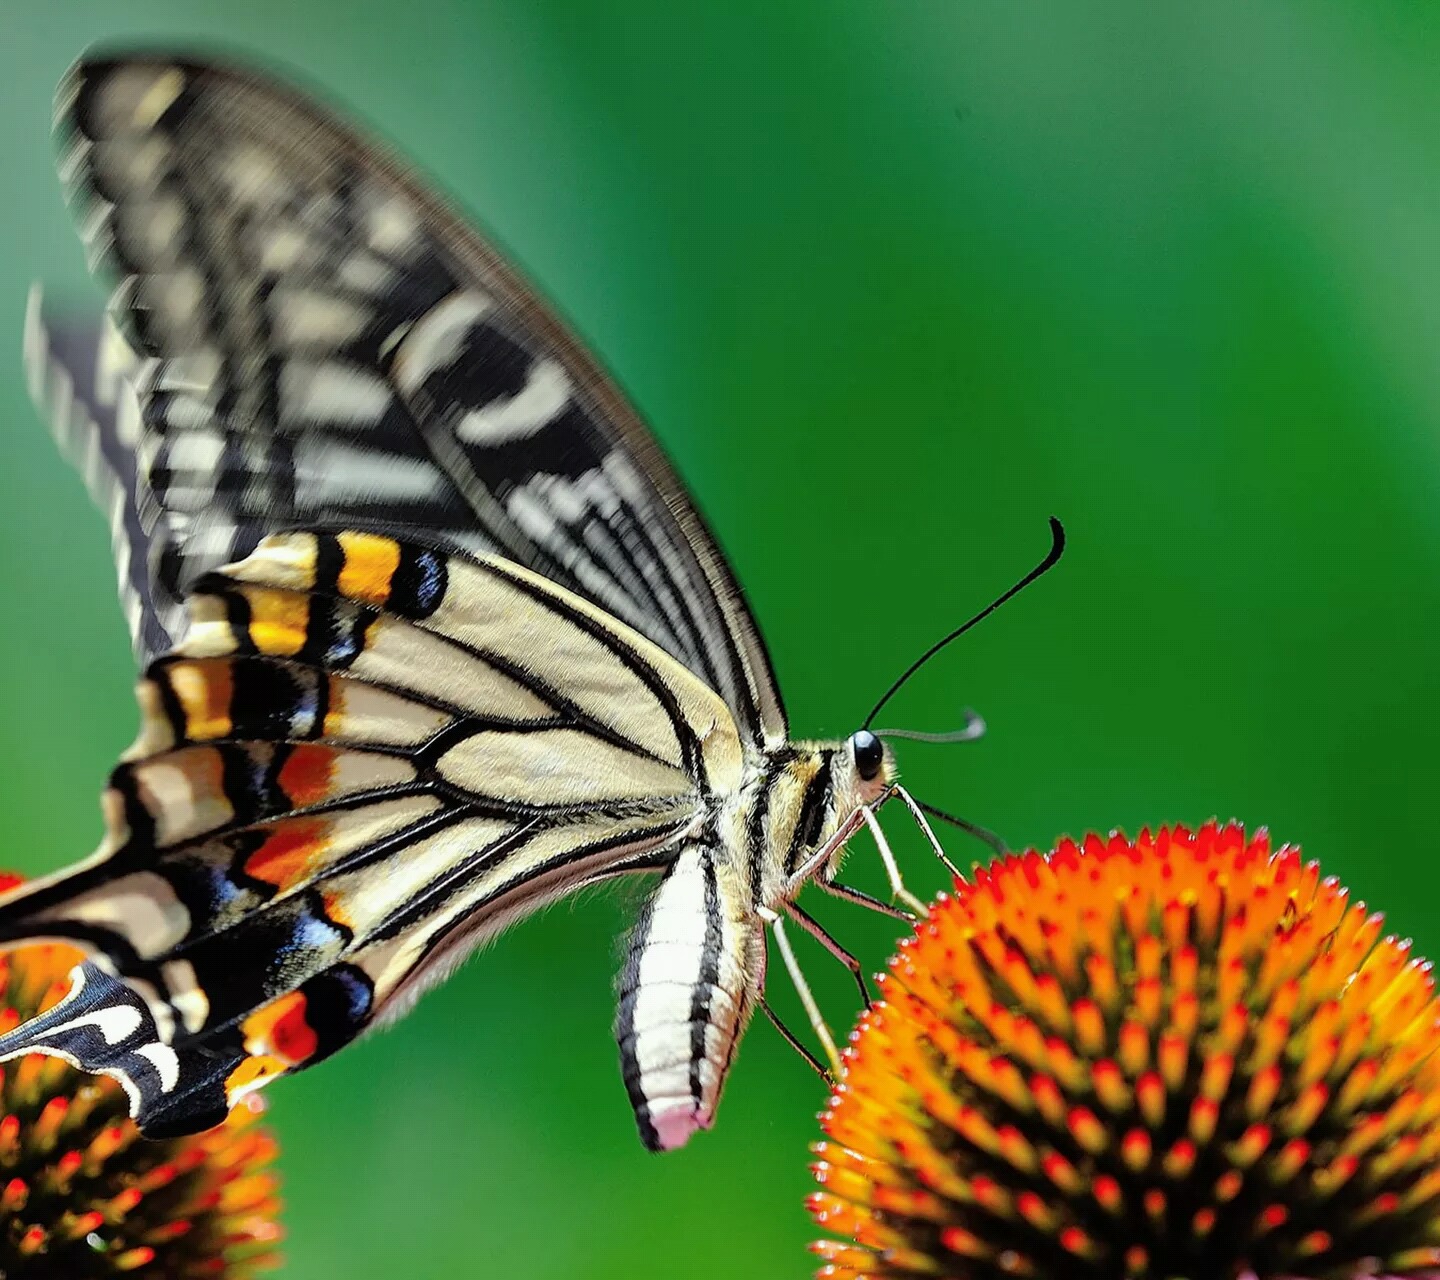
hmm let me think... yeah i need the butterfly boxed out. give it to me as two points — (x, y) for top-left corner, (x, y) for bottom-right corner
(6, 52), (1061, 1149)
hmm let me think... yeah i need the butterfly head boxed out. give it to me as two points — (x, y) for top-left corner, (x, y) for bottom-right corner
(792, 731), (896, 856)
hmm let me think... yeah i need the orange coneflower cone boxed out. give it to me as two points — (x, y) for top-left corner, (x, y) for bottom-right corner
(0, 875), (282, 1277)
(809, 822), (1440, 1280)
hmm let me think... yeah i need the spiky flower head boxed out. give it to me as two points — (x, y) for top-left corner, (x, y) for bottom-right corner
(810, 822), (1440, 1280)
(0, 875), (282, 1277)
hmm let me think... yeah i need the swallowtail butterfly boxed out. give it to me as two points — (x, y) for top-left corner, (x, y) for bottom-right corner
(6, 53), (1057, 1149)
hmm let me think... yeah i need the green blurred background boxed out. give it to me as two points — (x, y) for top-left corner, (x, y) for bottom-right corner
(3, 4), (1440, 1276)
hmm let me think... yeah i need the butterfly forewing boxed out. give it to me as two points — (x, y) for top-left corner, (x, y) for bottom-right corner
(36, 55), (785, 746)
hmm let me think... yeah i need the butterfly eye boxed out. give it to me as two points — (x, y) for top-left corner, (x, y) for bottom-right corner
(850, 730), (884, 781)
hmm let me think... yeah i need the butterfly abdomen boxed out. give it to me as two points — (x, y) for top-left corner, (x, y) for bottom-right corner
(615, 844), (762, 1151)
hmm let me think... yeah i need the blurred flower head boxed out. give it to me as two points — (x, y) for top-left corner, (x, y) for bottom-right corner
(0, 873), (282, 1277)
(810, 822), (1440, 1280)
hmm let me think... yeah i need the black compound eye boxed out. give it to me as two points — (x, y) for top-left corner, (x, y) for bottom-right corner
(851, 730), (884, 781)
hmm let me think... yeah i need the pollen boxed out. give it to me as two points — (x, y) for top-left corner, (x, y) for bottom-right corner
(808, 822), (1440, 1280)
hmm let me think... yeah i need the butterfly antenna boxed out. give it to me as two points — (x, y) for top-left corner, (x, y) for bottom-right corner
(862, 516), (1066, 730)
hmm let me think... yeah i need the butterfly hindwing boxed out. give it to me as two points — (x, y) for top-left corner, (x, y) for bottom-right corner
(0, 530), (743, 1133)
(39, 54), (786, 745)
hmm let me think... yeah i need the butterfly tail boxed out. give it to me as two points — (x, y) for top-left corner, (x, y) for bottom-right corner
(0, 959), (238, 1137)
(0, 870), (356, 1138)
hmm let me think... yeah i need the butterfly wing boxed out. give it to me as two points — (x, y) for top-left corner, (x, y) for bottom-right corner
(0, 530), (744, 1136)
(23, 290), (180, 658)
(33, 53), (785, 745)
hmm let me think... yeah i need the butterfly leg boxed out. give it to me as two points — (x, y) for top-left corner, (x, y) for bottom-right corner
(889, 785), (965, 876)
(785, 901), (874, 1008)
(894, 785), (1007, 863)
(761, 908), (841, 1076)
(784, 807), (869, 894)
(858, 804), (929, 915)
(759, 995), (834, 1084)
(816, 877), (914, 921)
(782, 795), (922, 913)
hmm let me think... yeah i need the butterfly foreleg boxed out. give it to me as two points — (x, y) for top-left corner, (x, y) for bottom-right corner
(782, 805), (869, 897)
(891, 784), (966, 876)
(782, 790), (926, 914)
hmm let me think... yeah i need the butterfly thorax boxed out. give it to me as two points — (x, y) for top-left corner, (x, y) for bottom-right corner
(724, 736), (896, 915)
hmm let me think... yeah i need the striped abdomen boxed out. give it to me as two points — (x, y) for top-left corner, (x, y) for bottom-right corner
(616, 844), (763, 1151)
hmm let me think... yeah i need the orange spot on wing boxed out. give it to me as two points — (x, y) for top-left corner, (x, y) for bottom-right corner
(242, 586), (311, 657)
(337, 532), (401, 607)
(169, 659), (235, 741)
(225, 1054), (289, 1100)
(243, 819), (331, 892)
(277, 745), (337, 807)
(322, 677), (346, 739)
(241, 992), (319, 1066)
(320, 889), (353, 931)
